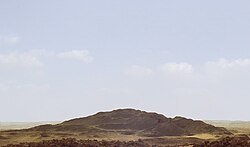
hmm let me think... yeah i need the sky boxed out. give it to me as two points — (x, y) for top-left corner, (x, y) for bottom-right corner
(1, 0), (250, 121)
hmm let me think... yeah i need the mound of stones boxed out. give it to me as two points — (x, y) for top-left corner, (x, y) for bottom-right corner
(194, 134), (250, 147)
(3, 138), (150, 147)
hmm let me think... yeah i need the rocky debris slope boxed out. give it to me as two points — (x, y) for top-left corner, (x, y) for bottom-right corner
(2, 138), (150, 147)
(194, 134), (250, 147)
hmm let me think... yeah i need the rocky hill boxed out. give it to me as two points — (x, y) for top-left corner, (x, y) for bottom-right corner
(28, 109), (231, 137)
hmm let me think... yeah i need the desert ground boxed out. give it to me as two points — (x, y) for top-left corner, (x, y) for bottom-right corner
(1, 110), (250, 146)
(0, 123), (249, 146)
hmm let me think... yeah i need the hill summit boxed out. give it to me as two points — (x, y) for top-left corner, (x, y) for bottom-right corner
(30, 109), (231, 137)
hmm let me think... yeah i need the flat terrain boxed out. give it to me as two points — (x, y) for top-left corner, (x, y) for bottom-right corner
(205, 120), (250, 134)
(0, 122), (59, 131)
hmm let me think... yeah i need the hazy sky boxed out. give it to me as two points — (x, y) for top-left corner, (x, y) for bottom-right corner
(1, 0), (250, 121)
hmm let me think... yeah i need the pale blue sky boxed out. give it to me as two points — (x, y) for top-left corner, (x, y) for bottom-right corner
(1, 0), (250, 121)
